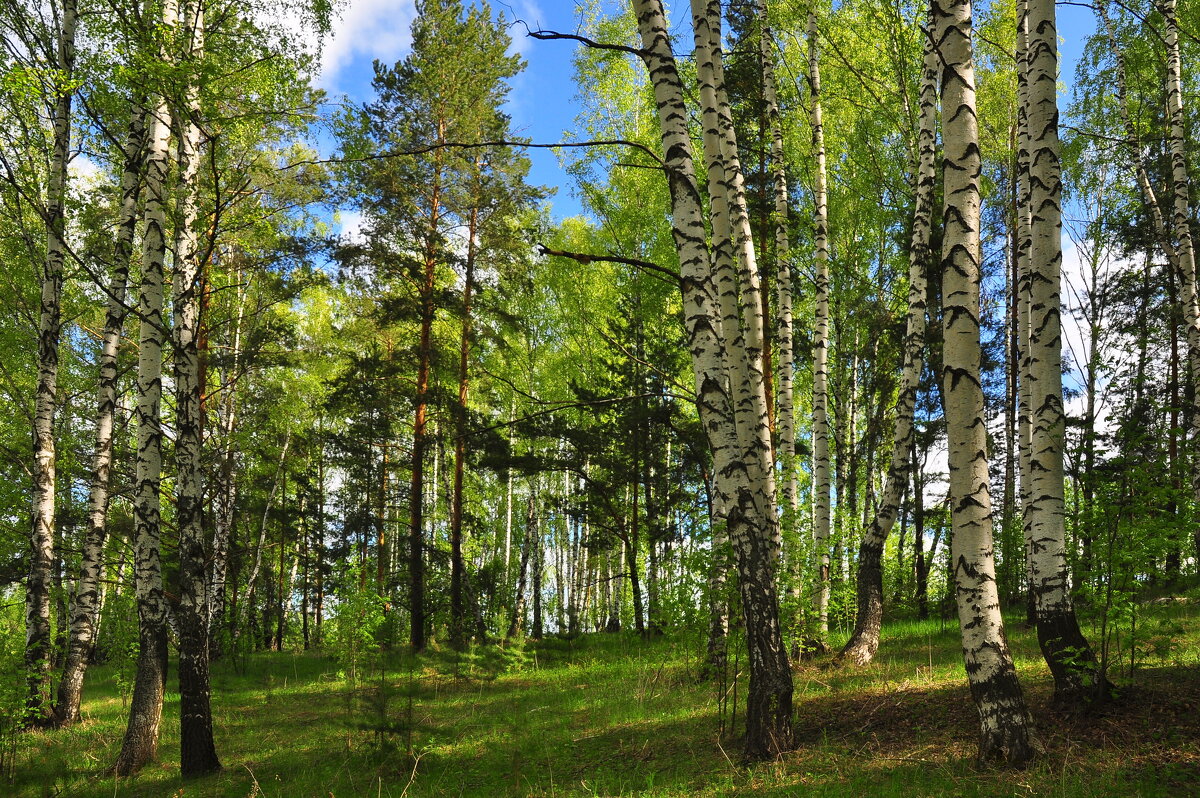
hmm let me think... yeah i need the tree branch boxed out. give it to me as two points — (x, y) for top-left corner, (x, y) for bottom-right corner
(281, 139), (664, 171)
(536, 244), (680, 282)
(524, 25), (647, 57)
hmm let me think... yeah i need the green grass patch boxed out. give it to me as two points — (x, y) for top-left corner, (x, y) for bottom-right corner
(7, 605), (1200, 797)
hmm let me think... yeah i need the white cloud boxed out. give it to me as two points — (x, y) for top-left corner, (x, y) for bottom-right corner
(69, 154), (102, 182)
(336, 209), (365, 245)
(318, 0), (418, 90)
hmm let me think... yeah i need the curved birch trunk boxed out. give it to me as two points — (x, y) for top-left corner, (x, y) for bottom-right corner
(113, 2), (176, 769)
(173, 0), (221, 775)
(1023, 0), (1103, 704)
(934, 0), (1034, 766)
(55, 103), (147, 726)
(27, 0), (77, 725)
(838, 24), (936, 666)
(702, 2), (780, 567)
(807, 10), (833, 640)
(635, 0), (792, 761)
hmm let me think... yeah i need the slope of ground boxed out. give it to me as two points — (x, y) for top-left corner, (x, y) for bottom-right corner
(8, 604), (1199, 797)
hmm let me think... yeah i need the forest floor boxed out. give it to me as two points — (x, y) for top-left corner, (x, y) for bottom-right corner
(10, 601), (1200, 798)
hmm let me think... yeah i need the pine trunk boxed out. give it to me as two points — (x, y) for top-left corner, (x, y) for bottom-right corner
(450, 204), (479, 648)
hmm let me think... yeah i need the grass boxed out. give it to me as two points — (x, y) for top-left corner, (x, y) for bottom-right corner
(8, 603), (1200, 797)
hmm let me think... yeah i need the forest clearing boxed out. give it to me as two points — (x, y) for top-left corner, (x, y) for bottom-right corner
(9, 605), (1200, 797)
(3, 0), (1200, 792)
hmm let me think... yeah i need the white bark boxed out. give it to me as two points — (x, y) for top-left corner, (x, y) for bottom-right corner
(808, 10), (832, 638)
(173, 0), (220, 774)
(57, 102), (147, 725)
(838, 25), (936, 666)
(27, 0), (77, 723)
(1025, 0), (1101, 701)
(935, 0), (1033, 765)
(758, 1), (798, 543)
(633, 0), (792, 760)
(1160, 0), (1200, 507)
(115, 0), (176, 773)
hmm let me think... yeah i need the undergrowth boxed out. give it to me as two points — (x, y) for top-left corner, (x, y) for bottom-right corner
(6, 603), (1198, 797)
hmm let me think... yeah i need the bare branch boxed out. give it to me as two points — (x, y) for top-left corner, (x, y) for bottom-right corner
(280, 138), (664, 171)
(536, 243), (680, 282)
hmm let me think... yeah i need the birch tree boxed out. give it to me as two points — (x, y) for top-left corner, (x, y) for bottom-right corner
(757, 1), (799, 568)
(838, 17), (936, 666)
(807, 9), (833, 642)
(1157, 0), (1200, 561)
(17, 0), (78, 725)
(934, 0), (1034, 765)
(113, 0), (176, 773)
(55, 102), (146, 727)
(171, 0), (221, 773)
(1021, 0), (1103, 703)
(633, 0), (793, 759)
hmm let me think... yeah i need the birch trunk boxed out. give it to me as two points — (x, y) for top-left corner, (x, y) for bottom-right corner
(1158, 0), (1200, 536)
(758, 1), (799, 556)
(505, 490), (534, 641)
(935, 0), (1034, 765)
(1014, 0), (1037, 627)
(808, 9), (833, 640)
(27, 0), (77, 724)
(1023, 0), (1103, 703)
(55, 102), (145, 725)
(114, 1), (176, 768)
(634, 0), (792, 760)
(172, 0), (221, 773)
(701, 1), (781, 566)
(703, 491), (730, 677)
(838, 25), (936, 666)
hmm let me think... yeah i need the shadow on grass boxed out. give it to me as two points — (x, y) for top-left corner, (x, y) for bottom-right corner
(8, 616), (1200, 797)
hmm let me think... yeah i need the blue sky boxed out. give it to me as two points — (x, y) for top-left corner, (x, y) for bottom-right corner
(315, 0), (1098, 231)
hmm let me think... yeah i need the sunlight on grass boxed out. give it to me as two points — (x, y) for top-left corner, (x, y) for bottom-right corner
(5, 607), (1198, 797)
